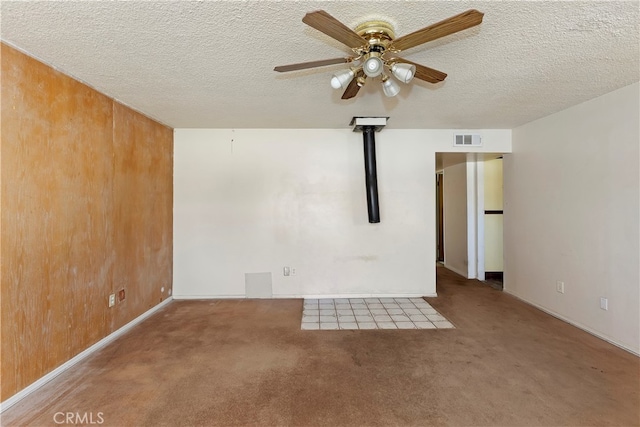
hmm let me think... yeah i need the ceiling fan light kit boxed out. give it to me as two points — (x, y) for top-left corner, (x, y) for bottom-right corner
(391, 63), (416, 84)
(363, 54), (384, 78)
(381, 75), (401, 97)
(274, 9), (484, 100)
(330, 68), (356, 89)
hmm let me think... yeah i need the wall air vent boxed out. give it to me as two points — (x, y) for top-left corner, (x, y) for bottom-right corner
(454, 133), (482, 147)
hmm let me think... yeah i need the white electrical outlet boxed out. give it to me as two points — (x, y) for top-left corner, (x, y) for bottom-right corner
(283, 267), (290, 276)
(291, 268), (296, 276)
(161, 286), (165, 293)
(108, 294), (116, 307)
(600, 297), (608, 311)
(556, 281), (565, 294)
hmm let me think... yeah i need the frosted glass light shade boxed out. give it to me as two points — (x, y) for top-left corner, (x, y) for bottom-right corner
(363, 56), (384, 77)
(330, 69), (355, 89)
(382, 78), (400, 97)
(391, 63), (416, 84)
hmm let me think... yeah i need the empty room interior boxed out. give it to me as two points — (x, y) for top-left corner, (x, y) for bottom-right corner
(1, 1), (639, 426)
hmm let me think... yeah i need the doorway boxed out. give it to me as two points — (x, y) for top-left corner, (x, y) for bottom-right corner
(434, 153), (505, 284)
(483, 157), (504, 288)
(436, 172), (444, 262)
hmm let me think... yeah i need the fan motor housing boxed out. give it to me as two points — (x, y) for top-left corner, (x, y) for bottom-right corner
(355, 20), (396, 39)
(355, 20), (395, 50)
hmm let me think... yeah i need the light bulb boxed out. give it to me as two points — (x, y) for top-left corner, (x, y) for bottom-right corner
(363, 56), (384, 78)
(330, 69), (355, 89)
(382, 77), (400, 97)
(391, 63), (416, 84)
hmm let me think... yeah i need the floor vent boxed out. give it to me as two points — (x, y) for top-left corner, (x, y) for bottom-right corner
(244, 272), (272, 298)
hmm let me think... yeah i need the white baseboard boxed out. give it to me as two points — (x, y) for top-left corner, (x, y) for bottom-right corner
(276, 293), (438, 299)
(172, 294), (246, 300)
(0, 297), (174, 413)
(504, 290), (639, 356)
(174, 293), (438, 300)
(443, 264), (469, 278)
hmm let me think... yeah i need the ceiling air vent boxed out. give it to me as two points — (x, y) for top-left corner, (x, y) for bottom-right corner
(454, 133), (482, 147)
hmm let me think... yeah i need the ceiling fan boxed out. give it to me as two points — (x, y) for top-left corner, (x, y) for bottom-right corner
(274, 9), (484, 99)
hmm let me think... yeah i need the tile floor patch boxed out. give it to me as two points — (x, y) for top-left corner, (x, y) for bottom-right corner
(300, 298), (455, 330)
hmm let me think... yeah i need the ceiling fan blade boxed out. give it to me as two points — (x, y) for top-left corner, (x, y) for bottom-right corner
(303, 10), (367, 49)
(391, 58), (447, 83)
(274, 57), (351, 72)
(342, 74), (364, 99)
(390, 9), (484, 52)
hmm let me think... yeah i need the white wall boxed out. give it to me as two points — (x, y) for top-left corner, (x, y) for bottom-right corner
(174, 129), (510, 299)
(484, 158), (504, 272)
(484, 158), (503, 210)
(504, 82), (640, 353)
(443, 162), (469, 277)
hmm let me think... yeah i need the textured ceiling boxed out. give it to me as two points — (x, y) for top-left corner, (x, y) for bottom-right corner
(1, 1), (638, 130)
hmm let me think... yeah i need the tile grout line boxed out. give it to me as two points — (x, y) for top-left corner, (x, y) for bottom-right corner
(302, 298), (454, 330)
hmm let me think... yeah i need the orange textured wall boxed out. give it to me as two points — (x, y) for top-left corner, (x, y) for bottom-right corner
(0, 43), (173, 401)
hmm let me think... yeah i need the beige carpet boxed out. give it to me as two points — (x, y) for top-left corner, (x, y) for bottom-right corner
(3, 268), (639, 426)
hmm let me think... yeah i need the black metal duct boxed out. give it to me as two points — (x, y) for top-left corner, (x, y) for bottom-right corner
(362, 126), (380, 223)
